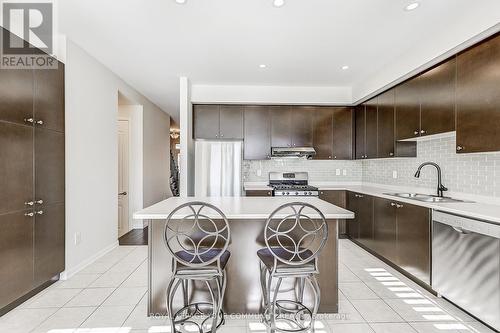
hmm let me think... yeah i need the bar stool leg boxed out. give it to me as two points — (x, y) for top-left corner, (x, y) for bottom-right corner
(168, 278), (182, 333)
(297, 277), (305, 304)
(205, 279), (219, 333)
(182, 280), (189, 308)
(259, 263), (268, 309)
(306, 274), (321, 333)
(271, 277), (283, 332)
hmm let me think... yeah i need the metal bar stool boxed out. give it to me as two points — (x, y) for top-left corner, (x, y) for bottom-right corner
(164, 202), (231, 333)
(258, 202), (328, 333)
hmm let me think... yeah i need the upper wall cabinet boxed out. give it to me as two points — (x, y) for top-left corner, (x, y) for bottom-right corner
(355, 105), (366, 160)
(313, 107), (333, 159)
(291, 106), (314, 147)
(34, 65), (65, 133)
(356, 102), (377, 159)
(0, 69), (33, 125)
(456, 34), (500, 154)
(332, 107), (354, 160)
(377, 90), (395, 158)
(395, 77), (421, 140)
(419, 58), (456, 136)
(270, 106), (292, 147)
(271, 106), (313, 147)
(193, 105), (243, 140)
(244, 106), (271, 160)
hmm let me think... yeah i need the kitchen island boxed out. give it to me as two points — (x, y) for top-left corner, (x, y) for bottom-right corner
(134, 196), (354, 316)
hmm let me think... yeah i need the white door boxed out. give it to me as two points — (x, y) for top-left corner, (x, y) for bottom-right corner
(118, 120), (130, 237)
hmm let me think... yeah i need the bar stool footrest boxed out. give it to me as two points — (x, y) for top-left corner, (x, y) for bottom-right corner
(173, 302), (224, 333)
(262, 300), (313, 333)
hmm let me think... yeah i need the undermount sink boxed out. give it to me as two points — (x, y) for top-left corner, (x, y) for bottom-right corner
(384, 193), (473, 203)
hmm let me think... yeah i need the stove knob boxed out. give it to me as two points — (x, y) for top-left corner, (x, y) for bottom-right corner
(295, 192), (299, 196)
(285, 192), (289, 195)
(308, 192), (312, 195)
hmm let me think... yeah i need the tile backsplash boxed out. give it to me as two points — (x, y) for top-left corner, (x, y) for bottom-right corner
(243, 135), (500, 197)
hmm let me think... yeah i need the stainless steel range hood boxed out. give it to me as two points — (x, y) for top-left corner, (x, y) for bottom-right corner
(271, 147), (316, 159)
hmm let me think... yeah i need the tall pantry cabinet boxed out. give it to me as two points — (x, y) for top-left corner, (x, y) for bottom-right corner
(0, 43), (65, 312)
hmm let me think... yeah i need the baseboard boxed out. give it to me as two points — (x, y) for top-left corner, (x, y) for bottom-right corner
(59, 241), (119, 280)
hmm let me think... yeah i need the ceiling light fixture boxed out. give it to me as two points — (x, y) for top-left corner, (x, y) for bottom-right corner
(273, 0), (285, 8)
(175, 0), (187, 4)
(405, 2), (420, 11)
(342, 65), (349, 70)
(259, 64), (267, 68)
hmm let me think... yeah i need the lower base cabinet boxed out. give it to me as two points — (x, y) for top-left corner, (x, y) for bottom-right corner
(349, 192), (431, 286)
(319, 190), (347, 235)
(245, 190), (272, 197)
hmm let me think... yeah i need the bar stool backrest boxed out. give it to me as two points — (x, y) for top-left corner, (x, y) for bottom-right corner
(264, 202), (328, 267)
(164, 202), (230, 268)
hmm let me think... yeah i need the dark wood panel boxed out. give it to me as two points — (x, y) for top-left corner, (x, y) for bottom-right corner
(0, 211), (34, 309)
(346, 192), (360, 240)
(332, 107), (354, 160)
(220, 105), (243, 139)
(313, 107), (333, 159)
(35, 129), (65, 205)
(291, 106), (314, 147)
(395, 78), (421, 140)
(373, 197), (398, 264)
(357, 194), (374, 248)
(319, 190), (347, 235)
(0, 122), (34, 215)
(419, 58), (456, 136)
(365, 100), (378, 159)
(34, 203), (65, 286)
(270, 106), (292, 147)
(244, 106), (271, 160)
(193, 105), (220, 139)
(0, 68), (33, 125)
(354, 105), (365, 160)
(245, 190), (272, 197)
(456, 34), (500, 153)
(34, 64), (65, 132)
(396, 203), (430, 285)
(377, 90), (395, 158)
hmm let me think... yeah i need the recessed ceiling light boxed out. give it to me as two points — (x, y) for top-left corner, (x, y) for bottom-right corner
(259, 64), (267, 69)
(405, 2), (420, 11)
(175, 0), (187, 4)
(342, 65), (349, 70)
(273, 0), (285, 8)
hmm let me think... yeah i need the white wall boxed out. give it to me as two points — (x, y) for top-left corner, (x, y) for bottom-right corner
(179, 77), (195, 196)
(65, 40), (171, 276)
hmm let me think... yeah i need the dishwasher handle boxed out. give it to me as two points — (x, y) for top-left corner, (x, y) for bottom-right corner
(452, 226), (473, 235)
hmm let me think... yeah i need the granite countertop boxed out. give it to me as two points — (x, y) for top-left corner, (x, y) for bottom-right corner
(243, 182), (500, 224)
(134, 196), (354, 220)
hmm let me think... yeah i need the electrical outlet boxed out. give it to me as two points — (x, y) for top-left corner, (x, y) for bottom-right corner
(336, 169), (341, 176)
(343, 169), (347, 176)
(392, 171), (398, 179)
(256, 169), (262, 177)
(74, 232), (81, 245)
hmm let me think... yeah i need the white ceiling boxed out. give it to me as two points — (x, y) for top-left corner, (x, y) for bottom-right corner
(58, 0), (500, 123)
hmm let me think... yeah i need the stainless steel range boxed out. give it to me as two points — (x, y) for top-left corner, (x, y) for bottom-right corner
(269, 172), (319, 197)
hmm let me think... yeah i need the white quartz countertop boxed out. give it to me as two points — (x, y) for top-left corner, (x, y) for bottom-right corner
(243, 182), (500, 224)
(134, 196), (354, 220)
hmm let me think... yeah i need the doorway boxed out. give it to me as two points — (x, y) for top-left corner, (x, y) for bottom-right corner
(118, 119), (130, 237)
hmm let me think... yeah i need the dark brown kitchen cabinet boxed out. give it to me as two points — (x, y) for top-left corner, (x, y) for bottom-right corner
(0, 211), (34, 310)
(270, 106), (293, 147)
(0, 122), (34, 215)
(193, 105), (220, 139)
(245, 190), (273, 197)
(377, 90), (395, 158)
(373, 197), (398, 264)
(193, 105), (244, 140)
(347, 192), (360, 239)
(332, 107), (354, 160)
(319, 190), (347, 236)
(34, 65), (65, 132)
(396, 203), (430, 285)
(244, 106), (271, 160)
(313, 107), (333, 159)
(355, 105), (366, 160)
(291, 106), (314, 147)
(365, 101), (378, 159)
(395, 77), (421, 140)
(347, 192), (373, 243)
(456, 33), (500, 153)
(34, 203), (65, 286)
(0, 69), (33, 125)
(419, 58), (456, 137)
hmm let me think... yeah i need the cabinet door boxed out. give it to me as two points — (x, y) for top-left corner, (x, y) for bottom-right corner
(397, 203), (430, 285)
(373, 197), (398, 263)
(0, 211), (34, 309)
(34, 63), (65, 132)
(346, 192), (360, 240)
(291, 106), (314, 147)
(313, 107), (333, 159)
(0, 122), (34, 215)
(419, 58), (456, 136)
(377, 90), (395, 158)
(34, 203), (65, 286)
(365, 100), (378, 159)
(357, 194), (374, 248)
(35, 129), (65, 206)
(244, 106), (271, 160)
(320, 190), (347, 235)
(395, 78), (421, 140)
(332, 107), (354, 160)
(193, 105), (220, 139)
(0, 68), (33, 125)
(456, 34), (500, 153)
(355, 105), (366, 160)
(270, 106), (292, 147)
(220, 105), (244, 139)
(245, 190), (272, 197)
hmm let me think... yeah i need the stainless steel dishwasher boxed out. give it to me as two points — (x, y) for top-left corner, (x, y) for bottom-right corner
(432, 210), (500, 331)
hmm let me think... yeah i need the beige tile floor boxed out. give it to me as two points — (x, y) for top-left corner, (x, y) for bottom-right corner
(0, 240), (496, 333)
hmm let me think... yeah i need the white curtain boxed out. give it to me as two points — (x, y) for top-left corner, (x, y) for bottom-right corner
(195, 141), (242, 197)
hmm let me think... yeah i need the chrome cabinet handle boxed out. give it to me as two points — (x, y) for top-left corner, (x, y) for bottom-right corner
(396, 204), (403, 208)
(389, 152), (394, 156)
(35, 199), (43, 205)
(220, 134), (224, 138)
(36, 120), (44, 125)
(391, 202), (396, 207)
(333, 156), (337, 159)
(414, 130), (419, 135)
(25, 212), (34, 217)
(420, 129), (426, 134)
(36, 210), (44, 215)
(25, 201), (34, 206)
(24, 118), (34, 124)
(456, 146), (464, 151)
(118, 192), (127, 196)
